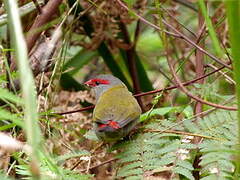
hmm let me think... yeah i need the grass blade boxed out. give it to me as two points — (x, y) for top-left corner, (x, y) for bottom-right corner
(198, 0), (224, 57)
(5, 0), (42, 178)
(225, 1), (240, 177)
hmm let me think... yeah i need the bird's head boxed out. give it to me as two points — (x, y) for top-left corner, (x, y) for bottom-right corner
(84, 74), (125, 100)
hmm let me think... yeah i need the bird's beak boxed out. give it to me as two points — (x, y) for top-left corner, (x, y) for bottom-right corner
(84, 80), (93, 87)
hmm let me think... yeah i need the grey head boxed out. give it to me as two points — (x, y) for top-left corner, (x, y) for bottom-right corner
(84, 74), (126, 100)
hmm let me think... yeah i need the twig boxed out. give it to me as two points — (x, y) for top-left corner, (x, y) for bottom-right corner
(32, 0), (42, 14)
(70, 142), (104, 171)
(194, 10), (205, 114)
(206, 64), (235, 84)
(80, 158), (117, 173)
(55, 65), (236, 116)
(173, 0), (197, 12)
(115, 0), (181, 38)
(135, 65), (225, 97)
(133, 20), (141, 47)
(166, 57), (236, 110)
(57, 105), (95, 115)
(193, 10), (205, 179)
(162, 19), (232, 70)
(115, 0), (232, 70)
(160, 6), (197, 38)
(26, 0), (63, 52)
(196, 22), (206, 44)
(70, 159), (82, 171)
(86, 156), (92, 173)
(150, 96), (235, 139)
(145, 129), (224, 141)
(118, 20), (144, 110)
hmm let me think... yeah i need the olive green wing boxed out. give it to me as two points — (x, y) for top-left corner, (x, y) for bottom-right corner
(93, 85), (142, 128)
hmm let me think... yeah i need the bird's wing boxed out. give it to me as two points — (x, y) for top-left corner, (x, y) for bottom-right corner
(93, 85), (141, 128)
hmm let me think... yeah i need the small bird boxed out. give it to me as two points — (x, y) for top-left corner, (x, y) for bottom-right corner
(84, 74), (142, 142)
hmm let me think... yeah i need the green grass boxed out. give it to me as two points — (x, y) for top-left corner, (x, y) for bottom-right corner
(5, 0), (42, 178)
(225, 1), (240, 177)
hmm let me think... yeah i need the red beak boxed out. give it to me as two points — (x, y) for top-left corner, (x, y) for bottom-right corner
(84, 80), (94, 87)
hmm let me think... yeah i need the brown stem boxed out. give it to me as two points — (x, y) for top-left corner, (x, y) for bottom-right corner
(194, 10), (205, 116)
(162, 19), (231, 70)
(193, 10), (205, 180)
(167, 58), (236, 111)
(206, 64), (235, 84)
(173, 0), (197, 12)
(55, 65), (236, 116)
(80, 158), (117, 172)
(135, 65), (225, 97)
(133, 20), (141, 47)
(115, 0), (232, 70)
(57, 105), (95, 115)
(115, 0), (181, 38)
(160, 6), (197, 38)
(119, 20), (144, 110)
(32, 0), (42, 14)
(26, 0), (63, 52)
(145, 129), (222, 141)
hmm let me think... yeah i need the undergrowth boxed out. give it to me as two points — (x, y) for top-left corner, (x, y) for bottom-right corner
(115, 110), (238, 180)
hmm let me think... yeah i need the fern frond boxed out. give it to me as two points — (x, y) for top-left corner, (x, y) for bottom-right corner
(116, 109), (238, 179)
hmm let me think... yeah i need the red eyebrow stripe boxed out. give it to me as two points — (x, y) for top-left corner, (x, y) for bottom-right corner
(92, 79), (109, 84)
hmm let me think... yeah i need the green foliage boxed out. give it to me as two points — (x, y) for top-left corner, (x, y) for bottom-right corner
(56, 150), (90, 164)
(116, 110), (238, 179)
(0, 88), (23, 128)
(0, 0), (239, 179)
(0, 88), (22, 105)
(14, 150), (92, 180)
(0, 108), (23, 128)
(5, 0), (42, 166)
(64, 0), (153, 92)
(60, 50), (98, 90)
(0, 171), (13, 180)
(225, 1), (240, 176)
(15, 164), (92, 180)
(140, 106), (184, 122)
(63, 50), (98, 75)
(198, 0), (223, 57)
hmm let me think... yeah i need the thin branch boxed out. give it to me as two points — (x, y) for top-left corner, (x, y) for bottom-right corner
(149, 96), (235, 138)
(206, 64), (235, 84)
(173, 0), (198, 12)
(166, 58), (236, 111)
(26, 0), (63, 52)
(162, 19), (232, 69)
(115, 0), (181, 38)
(57, 105), (94, 115)
(193, 10), (205, 179)
(32, 0), (42, 14)
(194, 10), (205, 115)
(135, 65), (224, 97)
(55, 65), (236, 116)
(133, 20), (141, 47)
(146, 129), (224, 141)
(118, 20), (144, 110)
(80, 158), (117, 172)
(160, 6), (197, 38)
(115, 0), (232, 70)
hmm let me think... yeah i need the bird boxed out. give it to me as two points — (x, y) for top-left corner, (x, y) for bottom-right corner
(84, 74), (142, 142)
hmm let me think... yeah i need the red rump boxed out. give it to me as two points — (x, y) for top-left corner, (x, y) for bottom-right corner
(98, 120), (120, 129)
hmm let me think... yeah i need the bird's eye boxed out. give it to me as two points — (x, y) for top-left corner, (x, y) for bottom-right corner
(95, 81), (100, 85)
